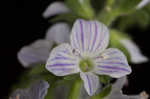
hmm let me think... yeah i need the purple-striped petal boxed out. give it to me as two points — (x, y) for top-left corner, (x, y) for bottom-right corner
(46, 43), (79, 76)
(94, 48), (132, 78)
(80, 72), (100, 96)
(70, 19), (109, 55)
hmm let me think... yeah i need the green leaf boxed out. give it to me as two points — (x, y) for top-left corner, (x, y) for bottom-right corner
(50, 13), (78, 24)
(44, 79), (58, 99)
(64, 74), (79, 81)
(65, 0), (95, 19)
(90, 84), (112, 99)
(28, 64), (47, 75)
(67, 78), (82, 99)
(44, 76), (66, 99)
(97, 0), (142, 26)
(97, 9), (120, 26)
(106, 0), (115, 7)
(44, 86), (53, 99)
(117, 9), (150, 30)
(115, 0), (141, 14)
(27, 64), (57, 82)
(45, 75), (79, 99)
(99, 75), (111, 84)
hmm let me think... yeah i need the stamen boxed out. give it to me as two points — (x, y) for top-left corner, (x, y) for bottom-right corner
(79, 58), (93, 72)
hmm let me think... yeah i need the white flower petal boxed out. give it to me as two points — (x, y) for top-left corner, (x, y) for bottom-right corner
(106, 77), (127, 99)
(18, 39), (52, 67)
(43, 2), (70, 18)
(109, 77), (128, 97)
(120, 39), (148, 64)
(80, 72), (100, 96)
(137, 0), (150, 9)
(10, 80), (49, 99)
(112, 77), (127, 92)
(45, 23), (70, 44)
(94, 48), (131, 78)
(46, 43), (79, 76)
(70, 19), (109, 55)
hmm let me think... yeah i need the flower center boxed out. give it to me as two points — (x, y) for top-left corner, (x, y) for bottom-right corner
(79, 58), (93, 72)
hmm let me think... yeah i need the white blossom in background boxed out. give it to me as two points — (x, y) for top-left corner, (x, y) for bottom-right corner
(45, 23), (70, 44)
(18, 23), (70, 67)
(18, 40), (52, 67)
(46, 19), (131, 96)
(9, 80), (49, 99)
(137, 0), (150, 9)
(120, 39), (148, 64)
(43, 1), (70, 18)
(105, 77), (149, 99)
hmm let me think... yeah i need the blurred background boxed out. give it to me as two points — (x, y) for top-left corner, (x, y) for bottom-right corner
(1, 0), (150, 98)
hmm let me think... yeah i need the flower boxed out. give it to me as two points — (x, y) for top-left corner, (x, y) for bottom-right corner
(43, 1), (70, 18)
(9, 80), (49, 99)
(120, 39), (148, 64)
(105, 77), (149, 99)
(46, 19), (132, 96)
(18, 23), (70, 67)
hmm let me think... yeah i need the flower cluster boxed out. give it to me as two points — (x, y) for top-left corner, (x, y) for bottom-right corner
(18, 1), (149, 68)
(13, 0), (150, 98)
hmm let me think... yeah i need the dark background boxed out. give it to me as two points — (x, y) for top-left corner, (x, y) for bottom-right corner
(1, 0), (150, 99)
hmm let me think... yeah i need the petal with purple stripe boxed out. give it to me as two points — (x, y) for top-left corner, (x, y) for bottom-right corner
(70, 19), (109, 54)
(80, 72), (100, 96)
(46, 43), (79, 76)
(94, 48), (132, 78)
